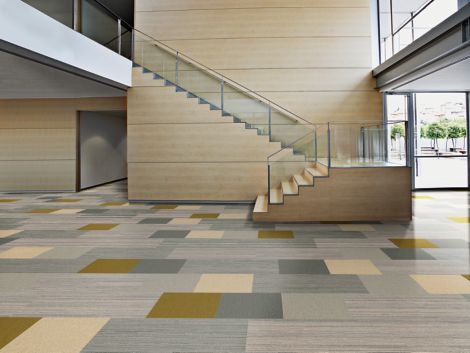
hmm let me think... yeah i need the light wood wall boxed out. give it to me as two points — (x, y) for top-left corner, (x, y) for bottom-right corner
(135, 0), (381, 123)
(0, 97), (126, 191)
(128, 71), (281, 201)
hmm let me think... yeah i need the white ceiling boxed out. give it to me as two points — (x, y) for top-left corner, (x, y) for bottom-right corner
(392, 57), (470, 91)
(0, 50), (126, 99)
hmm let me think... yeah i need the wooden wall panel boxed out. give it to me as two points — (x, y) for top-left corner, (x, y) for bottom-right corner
(0, 161), (76, 191)
(156, 38), (373, 69)
(129, 162), (269, 201)
(0, 129), (75, 161)
(0, 97), (126, 191)
(217, 69), (377, 92)
(136, 8), (371, 39)
(128, 124), (277, 162)
(264, 91), (383, 123)
(136, 0), (370, 12)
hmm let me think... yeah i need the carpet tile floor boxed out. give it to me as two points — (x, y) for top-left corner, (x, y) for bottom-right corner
(0, 181), (470, 352)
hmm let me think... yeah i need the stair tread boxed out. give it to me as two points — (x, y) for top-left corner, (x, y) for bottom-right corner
(294, 174), (312, 186)
(253, 195), (268, 213)
(282, 180), (298, 195)
(306, 167), (328, 177)
(269, 187), (283, 204)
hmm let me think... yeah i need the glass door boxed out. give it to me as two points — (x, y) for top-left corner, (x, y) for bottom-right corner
(384, 93), (410, 166)
(413, 93), (468, 189)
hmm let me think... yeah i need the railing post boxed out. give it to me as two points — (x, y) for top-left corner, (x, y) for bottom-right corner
(314, 128), (318, 163)
(360, 126), (366, 160)
(176, 52), (180, 86)
(327, 122), (331, 168)
(141, 38), (144, 68)
(268, 104), (272, 142)
(73, 0), (81, 32)
(117, 19), (122, 55)
(221, 80), (224, 112)
(267, 163), (271, 204)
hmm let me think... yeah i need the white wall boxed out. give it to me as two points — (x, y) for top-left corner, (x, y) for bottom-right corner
(0, 0), (132, 87)
(80, 111), (127, 189)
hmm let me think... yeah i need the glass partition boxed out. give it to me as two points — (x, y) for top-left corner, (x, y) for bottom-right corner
(268, 130), (317, 203)
(81, 0), (132, 58)
(22, 0), (74, 27)
(330, 121), (408, 167)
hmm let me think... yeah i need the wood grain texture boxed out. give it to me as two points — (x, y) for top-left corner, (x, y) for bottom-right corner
(135, 0), (370, 12)
(0, 160), (76, 191)
(128, 124), (279, 162)
(217, 68), (377, 92)
(136, 8), (371, 40)
(128, 162), (269, 201)
(0, 129), (75, 161)
(0, 97), (126, 191)
(253, 167), (412, 222)
(154, 38), (373, 69)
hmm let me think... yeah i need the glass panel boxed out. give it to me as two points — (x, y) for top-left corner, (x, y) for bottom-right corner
(387, 121), (407, 165)
(414, 92), (468, 188)
(270, 109), (313, 147)
(223, 85), (270, 136)
(81, 0), (119, 51)
(134, 33), (177, 83)
(415, 157), (468, 188)
(179, 60), (222, 109)
(22, 0), (73, 27)
(386, 94), (409, 121)
(268, 130), (317, 203)
(329, 123), (389, 167)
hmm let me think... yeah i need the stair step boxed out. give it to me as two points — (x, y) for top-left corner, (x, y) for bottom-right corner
(269, 187), (283, 204)
(253, 194), (268, 213)
(315, 162), (329, 176)
(294, 174), (312, 186)
(282, 180), (298, 195)
(306, 167), (328, 178)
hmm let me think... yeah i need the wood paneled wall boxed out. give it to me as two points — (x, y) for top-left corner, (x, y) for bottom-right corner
(135, 0), (381, 123)
(0, 97), (126, 191)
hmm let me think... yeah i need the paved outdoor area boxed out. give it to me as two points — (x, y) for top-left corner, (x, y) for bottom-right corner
(0, 181), (469, 352)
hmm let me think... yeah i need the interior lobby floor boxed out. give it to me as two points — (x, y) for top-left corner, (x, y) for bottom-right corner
(0, 181), (470, 353)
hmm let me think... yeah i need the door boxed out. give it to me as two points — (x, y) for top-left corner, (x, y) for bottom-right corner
(413, 93), (468, 189)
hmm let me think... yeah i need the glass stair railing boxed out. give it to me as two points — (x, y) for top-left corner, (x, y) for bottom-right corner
(132, 30), (315, 147)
